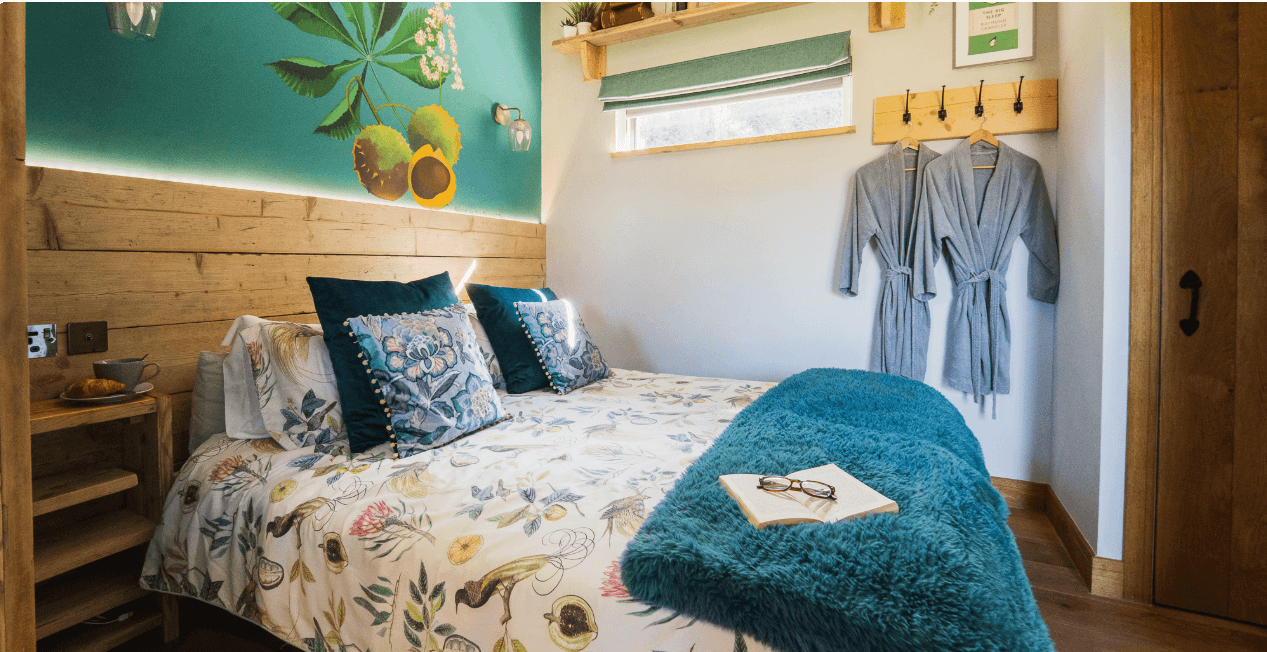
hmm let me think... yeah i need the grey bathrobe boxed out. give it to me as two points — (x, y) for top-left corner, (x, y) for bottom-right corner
(913, 140), (1059, 414)
(840, 142), (941, 381)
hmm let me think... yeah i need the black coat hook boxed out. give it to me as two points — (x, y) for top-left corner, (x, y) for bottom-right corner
(1014, 75), (1025, 113)
(975, 80), (985, 117)
(903, 89), (911, 124)
(938, 85), (947, 121)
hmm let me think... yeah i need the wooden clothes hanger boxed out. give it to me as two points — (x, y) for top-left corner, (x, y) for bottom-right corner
(900, 135), (920, 172)
(967, 127), (999, 169)
(898, 130), (997, 171)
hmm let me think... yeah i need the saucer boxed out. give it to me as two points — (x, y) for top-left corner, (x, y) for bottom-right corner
(60, 382), (154, 404)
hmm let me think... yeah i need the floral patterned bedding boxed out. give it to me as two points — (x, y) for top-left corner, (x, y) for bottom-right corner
(143, 369), (776, 652)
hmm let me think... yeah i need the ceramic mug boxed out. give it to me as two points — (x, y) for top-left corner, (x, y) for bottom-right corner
(93, 358), (161, 392)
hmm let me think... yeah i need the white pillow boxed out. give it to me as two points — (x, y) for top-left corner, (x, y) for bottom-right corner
(222, 316), (271, 440)
(238, 320), (346, 451)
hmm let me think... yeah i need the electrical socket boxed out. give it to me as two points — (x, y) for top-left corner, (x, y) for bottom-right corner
(27, 324), (57, 358)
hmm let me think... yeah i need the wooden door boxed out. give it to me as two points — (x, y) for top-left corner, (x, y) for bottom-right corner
(1154, 2), (1267, 625)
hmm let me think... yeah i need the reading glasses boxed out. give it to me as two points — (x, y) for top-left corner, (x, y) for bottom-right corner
(758, 476), (837, 501)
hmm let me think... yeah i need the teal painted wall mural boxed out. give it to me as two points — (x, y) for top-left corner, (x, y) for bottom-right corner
(26, 2), (542, 221)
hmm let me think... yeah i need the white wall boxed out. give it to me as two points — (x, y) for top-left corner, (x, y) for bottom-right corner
(541, 2), (1061, 483)
(1050, 3), (1107, 554)
(1097, 2), (1131, 561)
(1050, 2), (1131, 560)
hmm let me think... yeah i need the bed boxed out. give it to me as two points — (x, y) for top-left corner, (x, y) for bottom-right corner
(143, 368), (777, 652)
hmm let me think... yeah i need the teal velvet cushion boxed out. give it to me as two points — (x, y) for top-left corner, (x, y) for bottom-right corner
(307, 273), (459, 453)
(514, 300), (611, 393)
(466, 284), (558, 394)
(347, 306), (507, 459)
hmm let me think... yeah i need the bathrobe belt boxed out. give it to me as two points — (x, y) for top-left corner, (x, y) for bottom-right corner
(876, 265), (916, 376)
(883, 265), (913, 281)
(957, 268), (1006, 418)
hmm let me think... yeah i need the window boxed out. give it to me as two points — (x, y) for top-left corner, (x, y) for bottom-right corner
(614, 76), (852, 153)
(598, 31), (854, 156)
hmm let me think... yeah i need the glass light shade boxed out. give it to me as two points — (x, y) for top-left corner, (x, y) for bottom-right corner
(508, 118), (532, 152)
(105, 2), (163, 41)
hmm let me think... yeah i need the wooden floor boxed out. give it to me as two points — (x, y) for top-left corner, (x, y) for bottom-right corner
(110, 507), (1267, 652)
(1011, 508), (1267, 651)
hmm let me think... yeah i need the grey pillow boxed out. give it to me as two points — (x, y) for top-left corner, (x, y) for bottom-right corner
(189, 351), (228, 454)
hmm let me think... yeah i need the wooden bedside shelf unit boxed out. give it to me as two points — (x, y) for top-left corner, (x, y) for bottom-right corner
(26, 395), (179, 651)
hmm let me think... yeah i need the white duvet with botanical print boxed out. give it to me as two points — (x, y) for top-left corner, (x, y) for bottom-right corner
(143, 369), (776, 652)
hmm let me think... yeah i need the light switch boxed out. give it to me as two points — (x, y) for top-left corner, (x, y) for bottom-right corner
(68, 321), (109, 356)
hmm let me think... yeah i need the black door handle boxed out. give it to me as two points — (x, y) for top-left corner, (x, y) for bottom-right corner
(1179, 270), (1202, 336)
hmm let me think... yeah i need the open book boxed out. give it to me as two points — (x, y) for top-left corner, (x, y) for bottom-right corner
(719, 463), (898, 529)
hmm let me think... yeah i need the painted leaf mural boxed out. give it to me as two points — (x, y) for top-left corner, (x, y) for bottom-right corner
(268, 2), (464, 207)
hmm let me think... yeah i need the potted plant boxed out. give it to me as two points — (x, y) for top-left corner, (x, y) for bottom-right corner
(574, 2), (601, 34)
(561, 9), (578, 38)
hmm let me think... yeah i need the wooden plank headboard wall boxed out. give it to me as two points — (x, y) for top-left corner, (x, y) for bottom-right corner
(25, 166), (546, 461)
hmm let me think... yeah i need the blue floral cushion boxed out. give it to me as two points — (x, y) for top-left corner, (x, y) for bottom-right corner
(346, 305), (507, 459)
(514, 300), (611, 394)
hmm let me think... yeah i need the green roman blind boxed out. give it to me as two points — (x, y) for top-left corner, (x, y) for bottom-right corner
(599, 31), (850, 112)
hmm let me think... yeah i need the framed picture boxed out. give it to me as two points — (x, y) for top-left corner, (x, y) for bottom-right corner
(953, 2), (1035, 68)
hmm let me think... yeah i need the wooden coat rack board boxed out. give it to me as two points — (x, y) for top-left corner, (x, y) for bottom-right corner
(873, 78), (1058, 144)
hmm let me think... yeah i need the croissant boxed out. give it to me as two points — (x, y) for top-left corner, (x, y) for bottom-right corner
(65, 378), (127, 399)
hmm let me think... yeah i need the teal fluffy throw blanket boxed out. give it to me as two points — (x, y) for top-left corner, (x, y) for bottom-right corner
(621, 369), (1054, 652)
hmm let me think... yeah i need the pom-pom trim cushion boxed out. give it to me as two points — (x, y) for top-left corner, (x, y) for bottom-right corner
(345, 305), (508, 459)
(307, 273), (460, 453)
(514, 299), (611, 394)
(466, 284), (558, 394)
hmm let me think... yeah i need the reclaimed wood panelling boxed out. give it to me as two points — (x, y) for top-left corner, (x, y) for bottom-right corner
(30, 421), (128, 481)
(1, 4), (35, 651)
(30, 313), (314, 401)
(27, 251), (543, 330)
(170, 391), (192, 468)
(28, 201), (544, 258)
(26, 168), (544, 257)
(24, 166), (546, 474)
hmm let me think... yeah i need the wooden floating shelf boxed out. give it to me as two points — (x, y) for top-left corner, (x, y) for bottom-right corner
(33, 468), (139, 517)
(30, 396), (157, 435)
(39, 610), (162, 652)
(869, 2), (905, 32)
(873, 78), (1059, 144)
(552, 2), (807, 81)
(36, 555), (149, 639)
(34, 510), (155, 583)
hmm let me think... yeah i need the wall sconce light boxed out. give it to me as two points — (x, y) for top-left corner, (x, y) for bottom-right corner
(493, 104), (532, 153)
(105, 2), (163, 41)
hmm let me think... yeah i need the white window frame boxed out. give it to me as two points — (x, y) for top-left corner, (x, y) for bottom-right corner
(613, 75), (853, 154)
